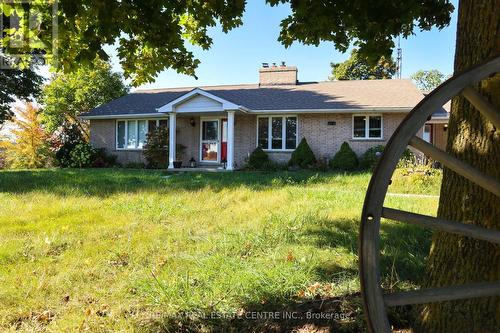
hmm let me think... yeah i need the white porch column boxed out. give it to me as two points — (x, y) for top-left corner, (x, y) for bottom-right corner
(226, 110), (235, 170)
(168, 113), (176, 169)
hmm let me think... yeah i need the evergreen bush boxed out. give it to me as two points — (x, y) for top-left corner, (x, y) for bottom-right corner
(288, 138), (316, 169)
(331, 142), (358, 170)
(247, 147), (269, 170)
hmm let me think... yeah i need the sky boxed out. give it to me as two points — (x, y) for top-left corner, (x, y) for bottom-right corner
(3, 1), (459, 136)
(103, 0), (459, 91)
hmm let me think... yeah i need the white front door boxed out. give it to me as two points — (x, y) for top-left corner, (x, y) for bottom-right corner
(200, 119), (220, 163)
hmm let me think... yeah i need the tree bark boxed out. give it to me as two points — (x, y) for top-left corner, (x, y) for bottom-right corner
(418, 0), (500, 332)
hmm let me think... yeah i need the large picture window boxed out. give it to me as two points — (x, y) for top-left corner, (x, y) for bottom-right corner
(352, 115), (383, 139)
(116, 119), (167, 149)
(257, 116), (297, 150)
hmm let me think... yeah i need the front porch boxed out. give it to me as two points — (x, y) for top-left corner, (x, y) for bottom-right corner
(157, 88), (245, 171)
(166, 166), (232, 173)
(166, 111), (237, 170)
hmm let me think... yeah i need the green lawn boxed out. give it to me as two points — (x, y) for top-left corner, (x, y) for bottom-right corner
(0, 169), (441, 332)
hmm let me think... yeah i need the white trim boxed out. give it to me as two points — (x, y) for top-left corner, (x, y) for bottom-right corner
(351, 114), (384, 140)
(256, 115), (298, 152)
(199, 117), (221, 164)
(251, 107), (412, 114)
(168, 113), (176, 169)
(226, 111), (235, 170)
(115, 118), (167, 150)
(82, 107), (410, 120)
(158, 88), (241, 113)
(82, 113), (166, 120)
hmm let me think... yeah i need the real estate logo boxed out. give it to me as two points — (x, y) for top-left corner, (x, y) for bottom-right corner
(0, 0), (58, 69)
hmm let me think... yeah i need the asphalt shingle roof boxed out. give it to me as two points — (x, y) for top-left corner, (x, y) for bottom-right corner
(83, 79), (426, 117)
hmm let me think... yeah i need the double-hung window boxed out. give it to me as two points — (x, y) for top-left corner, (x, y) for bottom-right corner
(116, 119), (168, 149)
(257, 116), (297, 150)
(352, 115), (383, 139)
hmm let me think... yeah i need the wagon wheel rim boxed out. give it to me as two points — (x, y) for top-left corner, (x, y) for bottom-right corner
(359, 56), (500, 333)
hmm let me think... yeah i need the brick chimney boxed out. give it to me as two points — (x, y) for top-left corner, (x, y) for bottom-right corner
(259, 62), (298, 86)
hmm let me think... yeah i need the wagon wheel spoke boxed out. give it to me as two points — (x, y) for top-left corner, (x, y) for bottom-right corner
(461, 86), (500, 129)
(383, 282), (500, 307)
(359, 57), (500, 333)
(409, 136), (500, 196)
(381, 207), (500, 244)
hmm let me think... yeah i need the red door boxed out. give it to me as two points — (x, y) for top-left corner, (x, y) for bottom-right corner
(221, 119), (228, 162)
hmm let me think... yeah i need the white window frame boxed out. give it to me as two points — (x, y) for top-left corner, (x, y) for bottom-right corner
(115, 118), (168, 150)
(256, 115), (298, 151)
(351, 114), (383, 140)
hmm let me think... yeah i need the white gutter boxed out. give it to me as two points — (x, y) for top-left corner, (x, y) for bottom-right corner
(249, 107), (413, 114)
(81, 106), (412, 119)
(80, 113), (167, 120)
(155, 105), (250, 114)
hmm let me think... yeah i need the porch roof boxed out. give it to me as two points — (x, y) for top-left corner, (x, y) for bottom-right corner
(81, 79), (426, 118)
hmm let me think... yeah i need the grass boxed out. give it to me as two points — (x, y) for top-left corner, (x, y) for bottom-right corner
(0, 168), (441, 332)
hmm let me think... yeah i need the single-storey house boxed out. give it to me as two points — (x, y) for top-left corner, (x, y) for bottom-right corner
(81, 64), (447, 170)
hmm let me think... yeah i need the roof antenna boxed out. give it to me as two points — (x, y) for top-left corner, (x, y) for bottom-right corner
(395, 36), (403, 79)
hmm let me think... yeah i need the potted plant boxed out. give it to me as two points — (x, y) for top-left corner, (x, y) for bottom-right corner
(173, 144), (186, 168)
(189, 157), (196, 168)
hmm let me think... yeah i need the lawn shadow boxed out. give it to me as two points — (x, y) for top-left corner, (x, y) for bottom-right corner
(0, 169), (362, 198)
(300, 216), (431, 285)
(133, 216), (429, 332)
(135, 293), (367, 333)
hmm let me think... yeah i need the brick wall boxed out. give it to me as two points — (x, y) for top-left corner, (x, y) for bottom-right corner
(90, 119), (146, 165)
(90, 118), (199, 166)
(298, 113), (409, 162)
(177, 117), (199, 165)
(259, 66), (298, 85)
(234, 114), (256, 168)
(90, 112), (415, 168)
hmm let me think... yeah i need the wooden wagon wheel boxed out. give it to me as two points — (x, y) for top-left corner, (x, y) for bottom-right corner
(359, 56), (500, 333)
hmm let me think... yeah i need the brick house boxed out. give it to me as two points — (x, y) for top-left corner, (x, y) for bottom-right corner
(81, 64), (437, 170)
(423, 98), (450, 151)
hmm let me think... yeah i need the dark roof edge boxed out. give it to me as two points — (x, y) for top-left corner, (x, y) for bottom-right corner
(80, 107), (413, 119)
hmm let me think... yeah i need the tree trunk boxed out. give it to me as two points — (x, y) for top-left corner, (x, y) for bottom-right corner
(418, 0), (500, 332)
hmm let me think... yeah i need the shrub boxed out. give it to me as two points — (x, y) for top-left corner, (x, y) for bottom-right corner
(54, 124), (86, 167)
(263, 160), (288, 172)
(397, 148), (417, 168)
(288, 138), (316, 169)
(361, 145), (385, 170)
(247, 147), (270, 170)
(68, 143), (97, 168)
(124, 162), (146, 169)
(91, 148), (119, 168)
(331, 142), (358, 170)
(394, 165), (442, 192)
(143, 127), (168, 168)
(311, 157), (330, 172)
